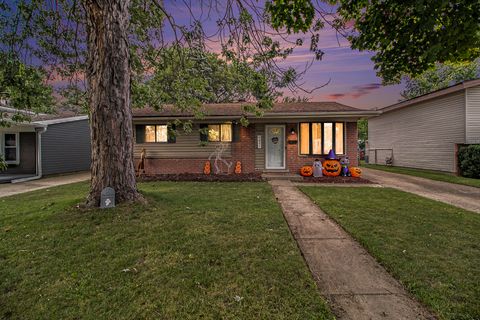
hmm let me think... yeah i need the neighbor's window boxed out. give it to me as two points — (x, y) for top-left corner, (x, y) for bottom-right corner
(299, 122), (345, 155)
(3, 133), (19, 164)
(208, 123), (232, 142)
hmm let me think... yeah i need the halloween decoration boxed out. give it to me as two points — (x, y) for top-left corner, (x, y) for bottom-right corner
(203, 161), (211, 175)
(234, 161), (242, 174)
(208, 143), (233, 174)
(300, 166), (314, 177)
(323, 159), (341, 176)
(136, 148), (146, 177)
(313, 159), (323, 177)
(326, 149), (338, 160)
(350, 167), (362, 177)
(340, 157), (351, 177)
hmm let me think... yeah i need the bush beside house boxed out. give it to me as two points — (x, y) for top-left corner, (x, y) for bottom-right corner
(458, 145), (480, 178)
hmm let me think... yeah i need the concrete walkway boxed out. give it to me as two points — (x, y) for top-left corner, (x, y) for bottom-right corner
(362, 167), (480, 213)
(0, 172), (90, 198)
(269, 180), (435, 320)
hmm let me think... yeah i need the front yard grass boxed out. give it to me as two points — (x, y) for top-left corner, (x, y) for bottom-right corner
(0, 182), (333, 320)
(361, 162), (480, 188)
(300, 186), (480, 320)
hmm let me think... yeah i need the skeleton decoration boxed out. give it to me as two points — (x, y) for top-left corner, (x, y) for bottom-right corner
(208, 143), (233, 174)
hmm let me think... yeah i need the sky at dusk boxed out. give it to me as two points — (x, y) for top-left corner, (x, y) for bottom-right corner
(164, 0), (405, 110)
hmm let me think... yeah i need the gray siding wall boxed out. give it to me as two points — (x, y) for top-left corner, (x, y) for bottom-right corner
(41, 119), (91, 175)
(133, 123), (232, 158)
(254, 124), (265, 170)
(368, 91), (466, 172)
(4, 132), (36, 174)
(466, 86), (480, 144)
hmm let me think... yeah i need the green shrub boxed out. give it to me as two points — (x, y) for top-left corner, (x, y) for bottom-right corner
(458, 145), (480, 178)
(0, 155), (7, 172)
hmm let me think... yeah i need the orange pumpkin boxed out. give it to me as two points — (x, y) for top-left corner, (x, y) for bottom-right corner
(322, 159), (341, 177)
(203, 161), (211, 175)
(300, 166), (313, 177)
(350, 167), (362, 177)
(234, 161), (242, 174)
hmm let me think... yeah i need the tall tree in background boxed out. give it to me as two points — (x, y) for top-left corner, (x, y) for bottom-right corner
(267, 0), (480, 83)
(401, 60), (480, 99)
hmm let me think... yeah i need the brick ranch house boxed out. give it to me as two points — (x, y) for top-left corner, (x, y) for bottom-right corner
(132, 103), (379, 174)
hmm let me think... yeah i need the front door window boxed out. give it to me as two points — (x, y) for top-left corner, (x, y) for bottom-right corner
(266, 126), (285, 169)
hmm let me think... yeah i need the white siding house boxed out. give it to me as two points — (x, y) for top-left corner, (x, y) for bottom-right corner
(368, 79), (480, 173)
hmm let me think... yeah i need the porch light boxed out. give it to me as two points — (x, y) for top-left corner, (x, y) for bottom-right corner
(287, 127), (298, 144)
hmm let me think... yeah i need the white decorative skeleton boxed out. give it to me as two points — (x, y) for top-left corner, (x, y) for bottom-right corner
(208, 143), (233, 174)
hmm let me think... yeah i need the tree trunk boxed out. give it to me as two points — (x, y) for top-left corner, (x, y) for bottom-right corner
(84, 0), (143, 206)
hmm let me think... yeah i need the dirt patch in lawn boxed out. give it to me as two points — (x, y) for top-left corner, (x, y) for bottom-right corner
(138, 173), (264, 182)
(302, 176), (372, 184)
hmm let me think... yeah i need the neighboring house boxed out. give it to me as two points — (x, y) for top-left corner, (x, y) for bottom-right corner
(368, 79), (480, 173)
(132, 102), (378, 174)
(0, 107), (91, 183)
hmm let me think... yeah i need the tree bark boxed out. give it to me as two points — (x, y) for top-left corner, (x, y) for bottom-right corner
(84, 0), (143, 206)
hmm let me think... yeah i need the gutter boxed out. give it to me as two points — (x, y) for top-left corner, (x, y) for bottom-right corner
(12, 126), (48, 183)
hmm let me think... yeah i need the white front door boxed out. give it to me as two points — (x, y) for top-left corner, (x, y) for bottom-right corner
(265, 125), (285, 169)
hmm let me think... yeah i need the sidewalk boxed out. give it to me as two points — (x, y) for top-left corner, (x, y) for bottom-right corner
(361, 167), (480, 213)
(0, 172), (90, 198)
(269, 180), (435, 320)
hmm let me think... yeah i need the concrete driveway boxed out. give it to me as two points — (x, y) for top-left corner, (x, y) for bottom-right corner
(362, 167), (480, 213)
(0, 172), (90, 198)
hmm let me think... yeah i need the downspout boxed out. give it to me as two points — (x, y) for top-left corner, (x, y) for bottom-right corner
(12, 126), (47, 183)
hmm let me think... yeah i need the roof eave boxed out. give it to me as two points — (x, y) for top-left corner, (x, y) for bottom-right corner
(379, 79), (480, 113)
(133, 111), (381, 121)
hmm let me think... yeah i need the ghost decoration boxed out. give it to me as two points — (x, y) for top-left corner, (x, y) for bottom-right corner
(313, 159), (323, 177)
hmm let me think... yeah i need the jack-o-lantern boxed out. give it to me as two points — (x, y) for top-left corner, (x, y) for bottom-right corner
(350, 167), (362, 177)
(203, 161), (211, 175)
(300, 166), (313, 177)
(322, 159), (341, 177)
(234, 161), (242, 174)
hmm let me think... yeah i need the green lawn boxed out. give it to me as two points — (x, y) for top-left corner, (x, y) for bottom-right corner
(0, 182), (333, 320)
(360, 162), (480, 188)
(301, 186), (480, 320)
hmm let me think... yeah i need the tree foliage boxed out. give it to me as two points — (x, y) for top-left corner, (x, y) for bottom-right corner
(267, 0), (480, 83)
(357, 119), (367, 150)
(133, 46), (286, 120)
(0, 53), (53, 125)
(401, 60), (480, 99)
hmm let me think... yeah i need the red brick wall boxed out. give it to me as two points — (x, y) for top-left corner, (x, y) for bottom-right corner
(136, 122), (358, 174)
(136, 125), (256, 174)
(286, 122), (358, 174)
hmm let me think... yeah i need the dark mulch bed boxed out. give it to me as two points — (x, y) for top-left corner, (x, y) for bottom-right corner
(302, 176), (372, 184)
(138, 173), (264, 182)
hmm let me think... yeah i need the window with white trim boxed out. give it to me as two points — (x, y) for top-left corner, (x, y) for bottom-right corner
(2, 133), (20, 164)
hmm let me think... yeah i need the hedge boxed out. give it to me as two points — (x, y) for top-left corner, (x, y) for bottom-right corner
(458, 144), (480, 178)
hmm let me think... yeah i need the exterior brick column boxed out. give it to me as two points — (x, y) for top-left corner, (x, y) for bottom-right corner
(231, 125), (256, 173)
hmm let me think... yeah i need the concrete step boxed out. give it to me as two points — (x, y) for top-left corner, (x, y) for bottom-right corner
(262, 173), (304, 181)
